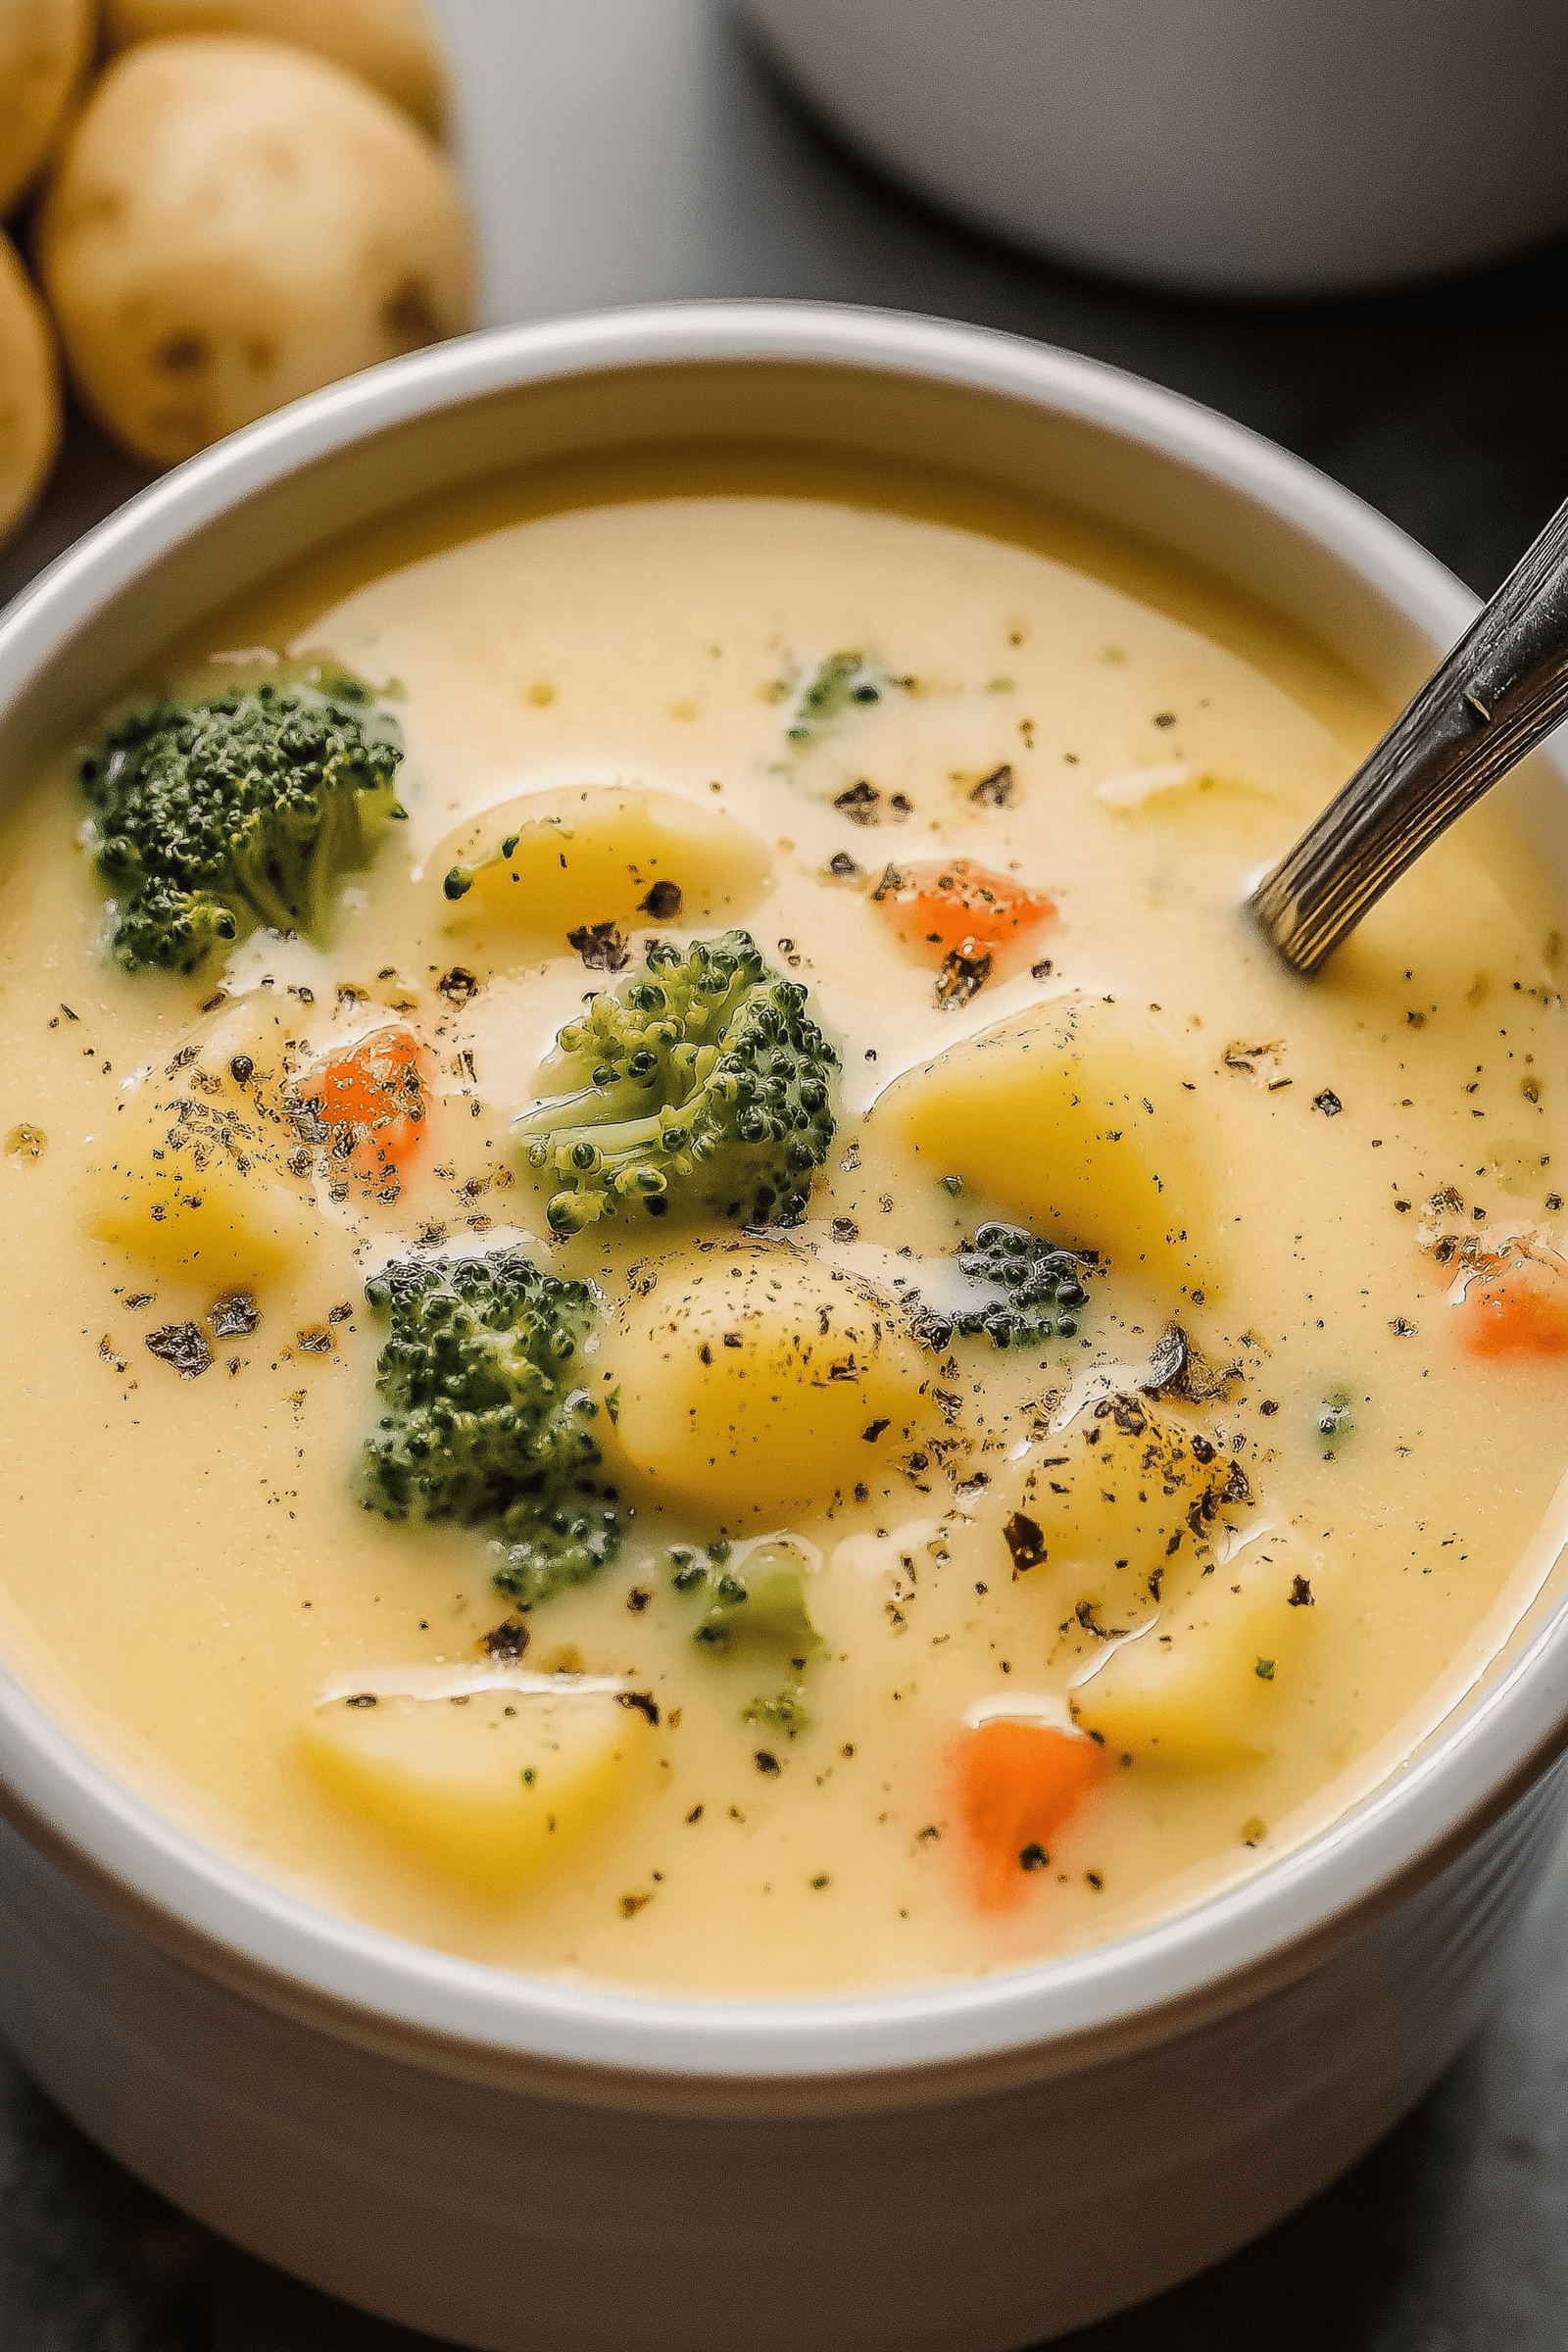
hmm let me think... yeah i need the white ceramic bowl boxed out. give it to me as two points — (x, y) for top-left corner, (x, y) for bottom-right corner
(743, 0), (1568, 296)
(2, 304), (1567, 2352)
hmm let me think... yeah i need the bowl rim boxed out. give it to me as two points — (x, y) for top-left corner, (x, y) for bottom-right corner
(3, 297), (1566, 2086)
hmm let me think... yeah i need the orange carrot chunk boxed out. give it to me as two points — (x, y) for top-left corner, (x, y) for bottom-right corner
(956, 1718), (1103, 1910)
(1456, 1261), (1568, 1359)
(875, 858), (1054, 964)
(299, 1025), (429, 1195)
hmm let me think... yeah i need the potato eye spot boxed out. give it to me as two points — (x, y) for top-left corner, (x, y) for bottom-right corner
(382, 278), (440, 350)
(153, 332), (209, 374)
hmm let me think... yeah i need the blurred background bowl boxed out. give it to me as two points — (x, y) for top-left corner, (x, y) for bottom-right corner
(743, 0), (1568, 297)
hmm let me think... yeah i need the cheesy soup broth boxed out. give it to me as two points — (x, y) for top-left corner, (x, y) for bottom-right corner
(0, 449), (1563, 1994)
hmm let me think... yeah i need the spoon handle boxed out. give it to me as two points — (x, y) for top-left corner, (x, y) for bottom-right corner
(1250, 491), (1568, 974)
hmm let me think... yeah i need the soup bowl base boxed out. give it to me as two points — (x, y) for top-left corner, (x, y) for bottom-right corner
(0, 1773), (1560, 2350)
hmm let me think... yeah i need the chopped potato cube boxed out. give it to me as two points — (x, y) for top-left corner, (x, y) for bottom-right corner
(1004, 1390), (1246, 1658)
(82, 1006), (315, 1282)
(1070, 1528), (1319, 1771)
(877, 995), (1215, 1298)
(300, 1681), (658, 1898)
(86, 1126), (314, 1283)
(604, 1239), (934, 1524)
(434, 785), (770, 937)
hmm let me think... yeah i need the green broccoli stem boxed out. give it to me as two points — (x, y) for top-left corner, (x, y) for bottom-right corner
(225, 835), (303, 939)
(301, 785), (363, 941)
(515, 1077), (661, 1139)
(536, 1111), (676, 1164)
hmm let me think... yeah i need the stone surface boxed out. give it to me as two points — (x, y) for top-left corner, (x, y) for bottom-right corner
(4, 3), (1568, 2343)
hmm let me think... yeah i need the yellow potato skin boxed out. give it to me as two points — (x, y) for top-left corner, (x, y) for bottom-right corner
(0, 0), (93, 216)
(300, 1686), (658, 1900)
(1071, 1528), (1318, 1772)
(877, 995), (1215, 1299)
(0, 230), (60, 550)
(102, 0), (450, 138)
(435, 786), (770, 938)
(604, 1241), (934, 1524)
(36, 35), (475, 465)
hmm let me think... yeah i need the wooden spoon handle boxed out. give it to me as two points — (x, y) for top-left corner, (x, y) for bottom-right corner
(1250, 492), (1568, 974)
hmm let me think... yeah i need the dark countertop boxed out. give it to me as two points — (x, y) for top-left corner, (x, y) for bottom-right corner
(5, 6), (1568, 2343)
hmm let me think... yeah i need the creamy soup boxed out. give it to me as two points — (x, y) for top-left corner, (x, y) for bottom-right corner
(1, 446), (1564, 1995)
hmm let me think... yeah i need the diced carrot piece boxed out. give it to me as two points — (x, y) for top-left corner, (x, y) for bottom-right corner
(875, 859), (1054, 964)
(1455, 1260), (1568, 1359)
(299, 1026), (429, 1197)
(956, 1718), (1103, 1911)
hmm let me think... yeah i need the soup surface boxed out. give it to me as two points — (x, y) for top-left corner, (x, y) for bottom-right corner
(1, 448), (1565, 1994)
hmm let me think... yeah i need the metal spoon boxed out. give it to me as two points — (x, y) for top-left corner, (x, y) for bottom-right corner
(1250, 491), (1568, 974)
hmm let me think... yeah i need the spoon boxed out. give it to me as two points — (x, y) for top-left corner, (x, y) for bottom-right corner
(1250, 491), (1568, 974)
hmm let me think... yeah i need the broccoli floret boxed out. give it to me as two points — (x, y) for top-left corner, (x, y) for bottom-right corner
(915, 1222), (1091, 1350)
(778, 650), (909, 747)
(514, 929), (839, 1235)
(672, 1544), (825, 1663)
(79, 679), (406, 975)
(360, 1247), (622, 1607)
(785, 650), (888, 743)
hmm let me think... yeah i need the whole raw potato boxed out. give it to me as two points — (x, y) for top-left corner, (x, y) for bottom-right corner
(101, 0), (450, 138)
(0, 227), (61, 545)
(0, 0), (95, 216)
(35, 35), (477, 466)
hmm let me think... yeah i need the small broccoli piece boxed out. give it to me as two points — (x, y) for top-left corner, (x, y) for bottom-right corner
(79, 679), (406, 975)
(361, 1246), (622, 1607)
(783, 651), (905, 746)
(1315, 1386), (1355, 1455)
(786, 650), (883, 742)
(741, 1686), (811, 1739)
(667, 1542), (724, 1591)
(514, 929), (839, 1235)
(678, 1544), (825, 1662)
(916, 1222), (1091, 1350)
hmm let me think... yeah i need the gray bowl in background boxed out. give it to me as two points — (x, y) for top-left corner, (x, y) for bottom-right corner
(744, 0), (1568, 296)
